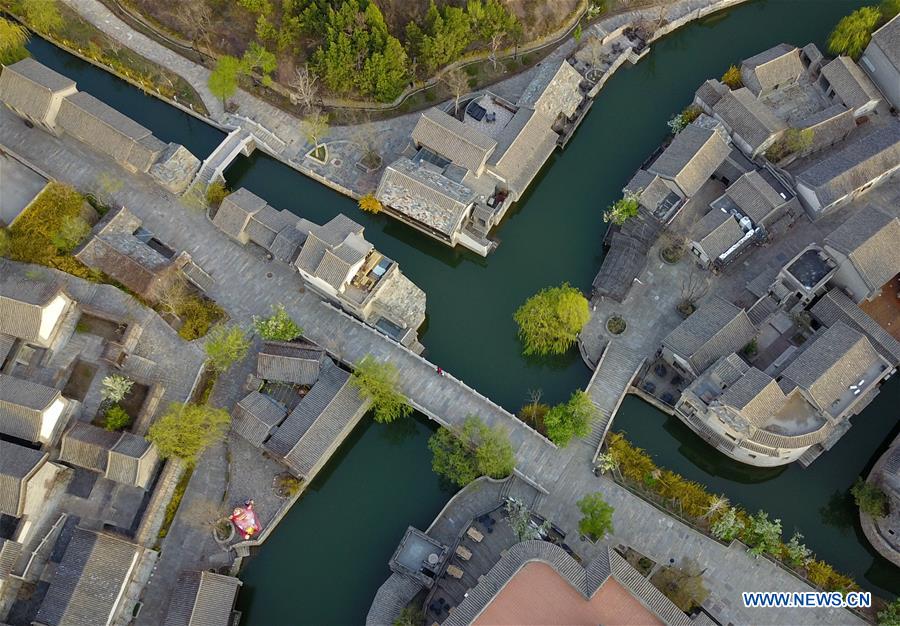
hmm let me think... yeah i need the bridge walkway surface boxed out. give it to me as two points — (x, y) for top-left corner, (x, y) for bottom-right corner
(583, 341), (645, 457)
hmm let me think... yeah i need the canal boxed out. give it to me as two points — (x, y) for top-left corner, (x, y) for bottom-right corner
(24, 0), (898, 622)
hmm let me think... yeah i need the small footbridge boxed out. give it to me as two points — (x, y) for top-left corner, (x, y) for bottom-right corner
(584, 341), (645, 460)
(191, 128), (255, 188)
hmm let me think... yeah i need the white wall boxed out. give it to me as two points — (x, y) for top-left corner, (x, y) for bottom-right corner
(39, 294), (68, 342)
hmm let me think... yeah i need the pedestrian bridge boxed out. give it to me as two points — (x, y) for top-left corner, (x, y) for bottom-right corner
(584, 341), (645, 460)
(190, 128), (255, 189)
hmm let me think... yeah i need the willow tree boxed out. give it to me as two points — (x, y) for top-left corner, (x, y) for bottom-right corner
(514, 283), (590, 356)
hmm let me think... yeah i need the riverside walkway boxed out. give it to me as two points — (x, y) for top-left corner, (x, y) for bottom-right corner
(0, 109), (576, 490)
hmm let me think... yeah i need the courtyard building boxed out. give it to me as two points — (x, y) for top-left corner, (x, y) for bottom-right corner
(163, 570), (243, 626)
(376, 59), (586, 255)
(0, 374), (73, 445)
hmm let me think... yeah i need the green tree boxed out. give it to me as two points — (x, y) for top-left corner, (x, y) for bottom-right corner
(0, 228), (10, 258)
(103, 405), (132, 431)
(203, 324), (250, 373)
(147, 402), (231, 465)
(577, 492), (614, 540)
(240, 42), (278, 85)
(0, 17), (29, 65)
(393, 605), (425, 626)
(100, 374), (134, 403)
(360, 36), (409, 101)
(721, 64), (743, 89)
(651, 558), (709, 612)
(745, 510), (783, 557)
(408, 1), (472, 73)
(603, 192), (640, 225)
(208, 55), (241, 106)
(513, 282), (590, 356)
(851, 477), (888, 517)
(23, 0), (63, 33)
(428, 415), (515, 486)
(51, 215), (90, 253)
(253, 303), (303, 341)
(879, 599), (900, 626)
(544, 390), (596, 447)
(828, 6), (881, 60)
(351, 355), (412, 423)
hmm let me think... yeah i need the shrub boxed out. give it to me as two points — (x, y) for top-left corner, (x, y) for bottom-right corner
(103, 404), (132, 431)
(519, 401), (549, 432)
(100, 374), (133, 403)
(351, 355), (412, 424)
(514, 283), (590, 356)
(765, 128), (815, 162)
(358, 193), (383, 214)
(253, 303), (302, 341)
(603, 192), (640, 225)
(606, 316), (626, 335)
(721, 64), (742, 89)
(742, 338), (758, 357)
(206, 181), (229, 209)
(711, 507), (744, 541)
(851, 477), (888, 517)
(544, 390), (596, 447)
(878, 599), (900, 626)
(743, 510), (783, 557)
(667, 104), (702, 134)
(177, 296), (225, 340)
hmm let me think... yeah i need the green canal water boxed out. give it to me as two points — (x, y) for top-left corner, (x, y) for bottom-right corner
(25, 0), (899, 622)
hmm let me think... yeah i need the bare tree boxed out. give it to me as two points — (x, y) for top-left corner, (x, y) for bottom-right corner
(183, 2), (214, 50)
(301, 109), (330, 160)
(679, 265), (709, 315)
(344, 110), (381, 170)
(290, 64), (319, 112)
(488, 33), (506, 71)
(442, 67), (470, 116)
(181, 497), (224, 530)
(156, 271), (191, 316)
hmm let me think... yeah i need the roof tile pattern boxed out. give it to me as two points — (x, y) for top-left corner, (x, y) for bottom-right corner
(0, 374), (63, 442)
(825, 206), (900, 294)
(0, 57), (75, 124)
(164, 570), (242, 626)
(649, 124), (731, 196)
(412, 108), (497, 173)
(0, 440), (47, 517)
(663, 298), (757, 373)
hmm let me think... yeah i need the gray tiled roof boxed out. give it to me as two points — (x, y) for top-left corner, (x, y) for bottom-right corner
(164, 570), (242, 626)
(36, 528), (142, 626)
(488, 109), (559, 197)
(713, 88), (785, 152)
(648, 123), (730, 196)
(232, 391), (288, 446)
(825, 206), (900, 293)
(0, 273), (67, 343)
(265, 361), (369, 478)
(213, 188), (268, 240)
(797, 120), (900, 208)
(782, 322), (884, 415)
(441, 541), (695, 626)
(811, 289), (900, 364)
(517, 59), (584, 120)
(295, 229), (371, 291)
(796, 104), (856, 149)
(0, 538), (23, 580)
(719, 367), (786, 426)
(663, 297), (757, 373)
(870, 14), (900, 71)
(0, 58), (75, 123)
(269, 224), (307, 262)
(57, 91), (166, 172)
(257, 340), (326, 386)
(376, 157), (476, 237)
(0, 440), (47, 517)
(821, 56), (881, 110)
(707, 352), (750, 387)
(740, 44), (803, 95)
(0, 374), (62, 442)
(107, 433), (158, 488)
(694, 79), (728, 110)
(58, 421), (121, 473)
(724, 170), (787, 224)
(696, 210), (745, 261)
(412, 108), (497, 173)
(246, 205), (293, 249)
